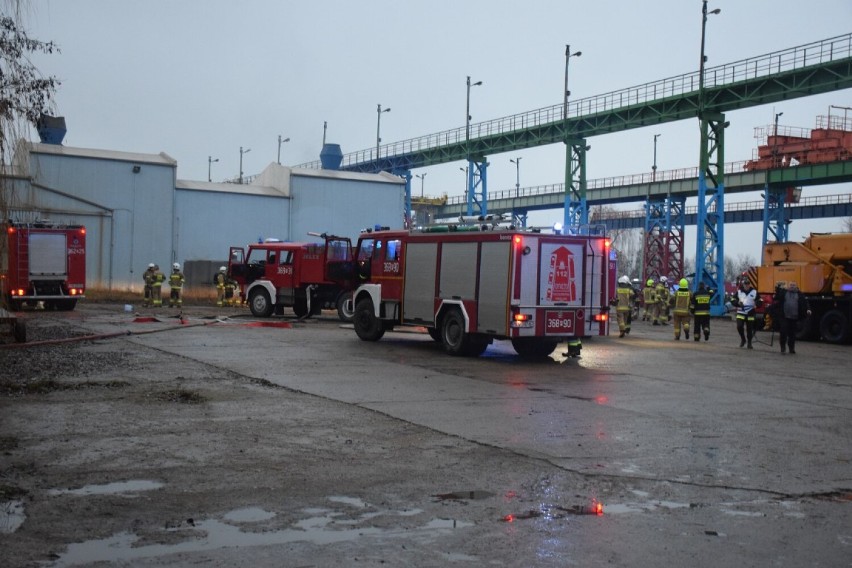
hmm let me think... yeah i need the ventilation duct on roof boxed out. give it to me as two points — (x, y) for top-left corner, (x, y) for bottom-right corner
(37, 115), (67, 145)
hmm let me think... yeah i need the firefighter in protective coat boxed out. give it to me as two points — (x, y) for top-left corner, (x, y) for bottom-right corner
(733, 275), (758, 349)
(643, 278), (657, 322)
(169, 263), (185, 308)
(142, 263), (156, 307)
(611, 275), (636, 338)
(656, 276), (671, 324)
(214, 266), (227, 307)
(151, 265), (165, 307)
(691, 282), (712, 341)
(671, 278), (692, 340)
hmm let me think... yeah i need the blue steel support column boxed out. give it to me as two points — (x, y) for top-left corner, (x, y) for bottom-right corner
(761, 182), (789, 249)
(564, 139), (588, 232)
(400, 170), (413, 228)
(695, 112), (727, 315)
(466, 159), (489, 217)
(643, 198), (667, 282)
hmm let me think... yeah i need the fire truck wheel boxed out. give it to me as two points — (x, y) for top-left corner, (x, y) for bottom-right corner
(293, 298), (308, 318)
(511, 338), (558, 359)
(354, 298), (385, 341)
(819, 309), (850, 344)
(441, 309), (471, 356)
(249, 289), (274, 317)
(336, 293), (355, 323)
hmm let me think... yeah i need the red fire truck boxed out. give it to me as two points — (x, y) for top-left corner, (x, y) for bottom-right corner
(0, 221), (86, 311)
(351, 224), (611, 358)
(228, 232), (356, 320)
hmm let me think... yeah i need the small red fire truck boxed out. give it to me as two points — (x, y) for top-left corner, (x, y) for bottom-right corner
(351, 223), (611, 358)
(228, 232), (356, 320)
(0, 221), (86, 311)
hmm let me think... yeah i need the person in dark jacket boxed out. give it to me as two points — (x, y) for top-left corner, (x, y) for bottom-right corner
(773, 282), (811, 355)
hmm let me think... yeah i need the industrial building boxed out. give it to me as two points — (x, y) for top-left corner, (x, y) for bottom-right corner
(3, 127), (406, 291)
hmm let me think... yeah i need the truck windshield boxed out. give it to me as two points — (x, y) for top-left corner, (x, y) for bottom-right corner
(327, 239), (352, 261)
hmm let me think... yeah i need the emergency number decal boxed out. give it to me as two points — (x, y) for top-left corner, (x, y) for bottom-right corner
(277, 265), (293, 275)
(67, 247), (85, 255)
(383, 262), (400, 274)
(539, 242), (583, 305)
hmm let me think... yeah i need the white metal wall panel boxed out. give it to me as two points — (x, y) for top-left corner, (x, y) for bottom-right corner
(403, 242), (438, 322)
(477, 241), (511, 334)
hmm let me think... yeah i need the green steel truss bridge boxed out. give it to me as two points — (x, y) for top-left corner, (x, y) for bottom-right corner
(298, 32), (852, 315)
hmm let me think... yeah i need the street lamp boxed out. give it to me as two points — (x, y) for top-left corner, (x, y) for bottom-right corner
(652, 134), (661, 181)
(416, 173), (427, 198)
(459, 166), (468, 201)
(510, 157), (522, 197)
(773, 112), (783, 167)
(208, 155), (219, 182)
(239, 146), (251, 184)
(698, 1), (721, 114)
(465, 76), (482, 156)
(376, 104), (391, 162)
(563, 45), (582, 121)
(277, 135), (290, 164)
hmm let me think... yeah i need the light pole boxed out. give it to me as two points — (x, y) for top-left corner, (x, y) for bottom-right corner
(208, 155), (219, 182)
(699, 1), (721, 115)
(773, 112), (783, 166)
(563, 45), (582, 121)
(376, 104), (391, 162)
(277, 135), (290, 164)
(239, 146), (251, 184)
(465, 76), (482, 156)
(510, 157), (522, 197)
(459, 166), (468, 201)
(652, 134), (661, 181)
(416, 173), (427, 198)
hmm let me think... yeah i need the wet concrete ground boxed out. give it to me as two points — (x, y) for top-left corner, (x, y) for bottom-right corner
(1, 304), (850, 566)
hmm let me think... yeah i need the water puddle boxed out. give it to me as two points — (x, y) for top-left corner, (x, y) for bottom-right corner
(222, 507), (276, 523)
(602, 500), (692, 515)
(51, 498), (472, 566)
(0, 500), (26, 534)
(48, 480), (164, 497)
(434, 490), (495, 501)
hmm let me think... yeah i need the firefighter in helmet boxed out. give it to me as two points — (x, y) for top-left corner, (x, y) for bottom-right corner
(691, 282), (712, 341)
(671, 278), (692, 340)
(611, 275), (636, 338)
(142, 263), (156, 307)
(215, 266), (227, 307)
(656, 276), (670, 325)
(733, 273), (758, 349)
(169, 262), (185, 308)
(151, 264), (165, 307)
(642, 278), (657, 322)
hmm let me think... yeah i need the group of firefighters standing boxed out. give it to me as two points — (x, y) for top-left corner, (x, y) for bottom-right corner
(612, 275), (712, 341)
(142, 263), (185, 308)
(142, 264), (240, 308)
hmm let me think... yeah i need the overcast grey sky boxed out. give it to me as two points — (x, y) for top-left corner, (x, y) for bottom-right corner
(24, 0), (852, 259)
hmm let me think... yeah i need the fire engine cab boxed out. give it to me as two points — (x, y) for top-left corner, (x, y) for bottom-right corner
(0, 221), (86, 311)
(351, 223), (611, 358)
(228, 232), (356, 320)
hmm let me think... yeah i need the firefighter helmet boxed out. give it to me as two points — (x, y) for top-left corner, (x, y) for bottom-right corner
(646, 278), (654, 286)
(173, 262), (180, 270)
(148, 263), (155, 269)
(679, 278), (688, 288)
(219, 266), (226, 273)
(618, 275), (630, 285)
(660, 276), (668, 283)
